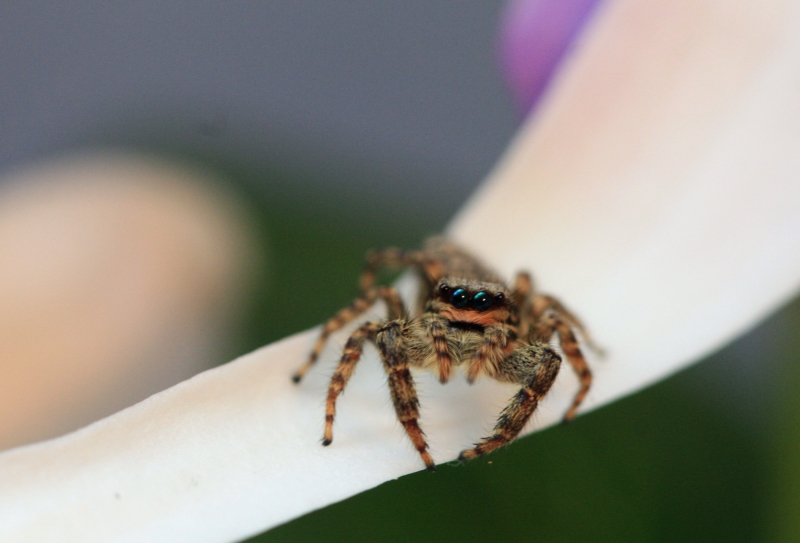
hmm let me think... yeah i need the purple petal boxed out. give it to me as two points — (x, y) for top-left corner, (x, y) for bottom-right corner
(499, 0), (604, 116)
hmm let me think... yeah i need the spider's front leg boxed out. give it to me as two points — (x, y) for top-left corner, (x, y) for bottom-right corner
(376, 320), (436, 471)
(322, 321), (382, 445)
(458, 342), (561, 461)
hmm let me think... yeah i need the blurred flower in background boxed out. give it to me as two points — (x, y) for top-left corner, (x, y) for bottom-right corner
(0, 152), (262, 450)
(498, 0), (602, 115)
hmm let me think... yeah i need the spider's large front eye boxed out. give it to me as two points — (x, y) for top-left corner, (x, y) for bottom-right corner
(472, 291), (492, 311)
(450, 288), (469, 309)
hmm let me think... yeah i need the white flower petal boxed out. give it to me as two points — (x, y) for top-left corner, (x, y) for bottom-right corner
(450, 0), (800, 413)
(2, 1), (800, 542)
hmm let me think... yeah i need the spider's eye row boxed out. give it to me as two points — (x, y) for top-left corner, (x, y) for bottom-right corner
(447, 288), (503, 311)
(471, 291), (493, 311)
(450, 288), (469, 309)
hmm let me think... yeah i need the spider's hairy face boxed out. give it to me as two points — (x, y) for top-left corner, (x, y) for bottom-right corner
(434, 278), (511, 327)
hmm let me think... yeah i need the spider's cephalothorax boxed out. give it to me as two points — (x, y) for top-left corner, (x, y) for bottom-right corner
(292, 237), (595, 471)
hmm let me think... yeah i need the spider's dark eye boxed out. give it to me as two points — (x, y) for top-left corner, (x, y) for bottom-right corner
(494, 292), (505, 303)
(439, 284), (451, 297)
(472, 291), (493, 311)
(450, 288), (469, 309)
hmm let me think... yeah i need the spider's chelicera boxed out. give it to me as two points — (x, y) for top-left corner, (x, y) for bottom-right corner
(292, 237), (595, 471)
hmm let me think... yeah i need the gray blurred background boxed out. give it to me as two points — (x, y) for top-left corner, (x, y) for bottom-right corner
(1, 1), (515, 218)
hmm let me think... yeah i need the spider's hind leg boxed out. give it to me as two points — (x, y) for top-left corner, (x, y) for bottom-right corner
(535, 294), (604, 355)
(360, 248), (419, 291)
(531, 309), (592, 423)
(459, 342), (561, 461)
(359, 247), (446, 293)
(553, 316), (592, 422)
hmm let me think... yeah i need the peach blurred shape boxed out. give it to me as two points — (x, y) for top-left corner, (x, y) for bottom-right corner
(0, 152), (259, 450)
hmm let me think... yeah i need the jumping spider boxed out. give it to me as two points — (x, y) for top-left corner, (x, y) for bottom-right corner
(292, 237), (594, 471)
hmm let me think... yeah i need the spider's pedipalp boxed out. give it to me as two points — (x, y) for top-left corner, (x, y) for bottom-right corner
(428, 318), (453, 383)
(466, 325), (512, 384)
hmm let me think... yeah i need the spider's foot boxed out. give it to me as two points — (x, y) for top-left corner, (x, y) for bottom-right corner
(292, 357), (318, 384)
(420, 450), (436, 472)
(562, 407), (579, 424)
(322, 424), (334, 446)
(457, 448), (478, 462)
(583, 337), (607, 358)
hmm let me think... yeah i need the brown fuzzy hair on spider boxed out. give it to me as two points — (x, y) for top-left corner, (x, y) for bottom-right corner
(292, 237), (595, 472)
